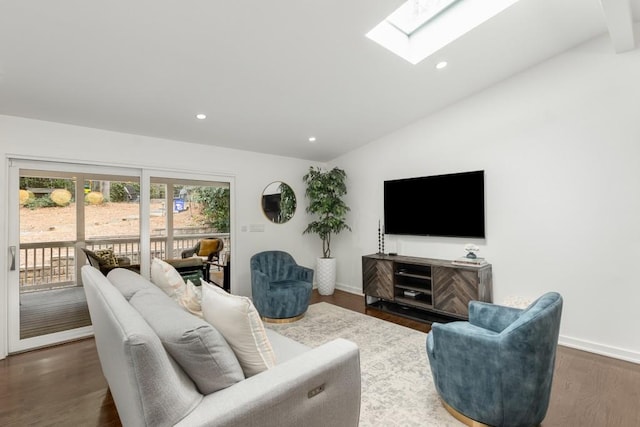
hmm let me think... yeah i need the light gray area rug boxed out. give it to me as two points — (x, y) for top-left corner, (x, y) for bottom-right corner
(265, 302), (462, 426)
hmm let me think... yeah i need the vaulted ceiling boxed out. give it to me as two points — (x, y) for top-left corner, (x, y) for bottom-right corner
(1, 0), (638, 161)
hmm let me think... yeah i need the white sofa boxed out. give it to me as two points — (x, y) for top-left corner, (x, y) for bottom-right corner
(81, 266), (361, 427)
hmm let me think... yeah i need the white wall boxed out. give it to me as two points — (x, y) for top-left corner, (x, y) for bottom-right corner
(0, 115), (320, 357)
(332, 33), (640, 362)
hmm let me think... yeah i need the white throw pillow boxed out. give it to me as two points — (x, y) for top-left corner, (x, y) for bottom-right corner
(150, 258), (185, 299)
(201, 280), (276, 377)
(179, 279), (203, 318)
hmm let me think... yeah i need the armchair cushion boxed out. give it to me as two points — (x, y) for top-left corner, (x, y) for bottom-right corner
(198, 239), (222, 256)
(93, 248), (119, 267)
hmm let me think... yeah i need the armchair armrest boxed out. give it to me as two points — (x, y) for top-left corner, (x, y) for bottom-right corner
(468, 301), (522, 333)
(177, 338), (361, 427)
(251, 270), (271, 298)
(116, 256), (131, 266)
(181, 248), (197, 258)
(289, 265), (314, 282)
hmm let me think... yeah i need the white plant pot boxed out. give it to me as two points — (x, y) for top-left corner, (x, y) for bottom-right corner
(316, 257), (337, 295)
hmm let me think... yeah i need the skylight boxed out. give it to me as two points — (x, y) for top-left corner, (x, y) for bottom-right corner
(385, 0), (459, 36)
(367, 0), (521, 65)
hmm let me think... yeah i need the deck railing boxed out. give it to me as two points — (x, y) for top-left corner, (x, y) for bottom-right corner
(19, 233), (230, 292)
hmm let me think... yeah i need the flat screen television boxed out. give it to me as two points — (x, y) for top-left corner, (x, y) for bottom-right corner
(384, 170), (485, 238)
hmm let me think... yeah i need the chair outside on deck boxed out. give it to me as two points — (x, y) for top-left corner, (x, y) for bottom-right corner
(81, 248), (139, 275)
(250, 251), (313, 323)
(82, 248), (205, 282)
(181, 238), (224, 281)
(426, 292), (563, 427)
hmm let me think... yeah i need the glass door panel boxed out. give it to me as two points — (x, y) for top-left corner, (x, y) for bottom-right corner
(8, 161), (141, 353)
(151, 178), (231, 289)
(18, 173), (86, 339)
(84, 178), (141, 266)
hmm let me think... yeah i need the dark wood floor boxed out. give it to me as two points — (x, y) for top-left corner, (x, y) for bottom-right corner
(2, 289), (639, 426)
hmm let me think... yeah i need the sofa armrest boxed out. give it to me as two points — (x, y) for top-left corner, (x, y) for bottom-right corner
(468, 301), (522, 333)
(176, 338), (361, 427)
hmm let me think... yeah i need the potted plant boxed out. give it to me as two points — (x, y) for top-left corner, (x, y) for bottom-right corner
(303, 166), (351, 295)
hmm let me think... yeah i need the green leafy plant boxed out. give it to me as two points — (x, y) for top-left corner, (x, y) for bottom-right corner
(303, 166), (351, 258)
(279, 182), (296, 223)
(192, 187), (230, 233)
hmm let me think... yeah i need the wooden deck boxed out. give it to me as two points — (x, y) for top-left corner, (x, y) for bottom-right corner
(20, 287), (91, 339)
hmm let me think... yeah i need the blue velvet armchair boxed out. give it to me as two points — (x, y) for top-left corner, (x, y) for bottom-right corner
(426, 292), (563, 427)
(250, 251), (313, 322)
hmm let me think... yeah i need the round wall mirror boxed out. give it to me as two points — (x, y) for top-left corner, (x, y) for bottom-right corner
(261, 181), (296, 224)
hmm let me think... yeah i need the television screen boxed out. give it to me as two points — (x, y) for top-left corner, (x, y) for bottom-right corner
(384, 170), (485, 238)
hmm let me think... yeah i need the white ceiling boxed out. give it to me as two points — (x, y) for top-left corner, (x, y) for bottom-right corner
(0, 0), (638, 162)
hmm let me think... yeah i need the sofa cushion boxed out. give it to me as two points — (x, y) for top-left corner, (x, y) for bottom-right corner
(129, 288), (244, 394)
(107, 267), (156, 300)
(201, 280), (276, 377)
(150, 257), (186, 298)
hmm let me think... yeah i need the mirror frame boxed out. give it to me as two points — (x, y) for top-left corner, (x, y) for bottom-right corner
(261, 181), (296, 224)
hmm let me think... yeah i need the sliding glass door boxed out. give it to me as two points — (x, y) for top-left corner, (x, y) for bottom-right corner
(7, 160), (234, 354)
(8, 160), (141, 352)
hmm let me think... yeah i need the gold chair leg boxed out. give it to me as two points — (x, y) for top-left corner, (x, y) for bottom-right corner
(441, 400), (491, 427)
(261, 313), (305, 324)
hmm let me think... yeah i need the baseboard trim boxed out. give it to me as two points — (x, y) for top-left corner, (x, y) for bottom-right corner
(559, 335), (640, 365)
(334, 282), (363, 296)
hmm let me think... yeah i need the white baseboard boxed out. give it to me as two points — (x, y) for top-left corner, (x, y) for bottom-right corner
(559, 335), (640, 365)
(312, 282), (363, 295)
(334, 282), (363, 296)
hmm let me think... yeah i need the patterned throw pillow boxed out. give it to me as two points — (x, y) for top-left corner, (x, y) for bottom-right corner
(93, 248), (119, 267)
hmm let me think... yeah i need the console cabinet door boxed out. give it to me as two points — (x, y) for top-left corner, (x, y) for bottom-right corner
(362, 257), (394, 300)
(432, 267), (479, 317)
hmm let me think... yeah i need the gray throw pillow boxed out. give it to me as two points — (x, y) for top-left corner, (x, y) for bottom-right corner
(129, 288), (244, 394)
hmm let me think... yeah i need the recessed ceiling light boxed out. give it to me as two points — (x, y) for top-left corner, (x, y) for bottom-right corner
(435, 61), (448, 69)
(195, 113), (207, 120)
(308, 137), (317, 142)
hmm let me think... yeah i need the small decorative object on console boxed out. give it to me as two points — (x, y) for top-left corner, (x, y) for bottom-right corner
(464, 243), (479, 259)
(377, 220), (385, 254)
